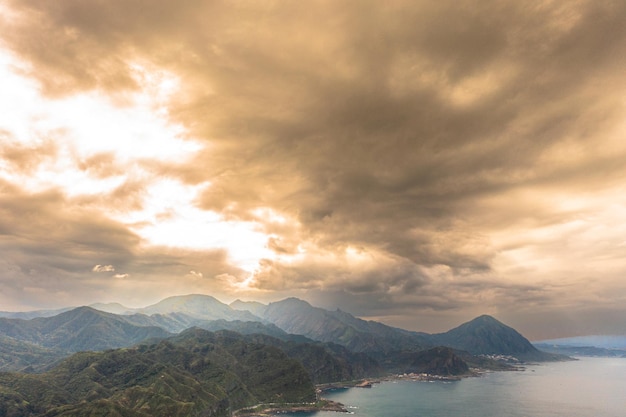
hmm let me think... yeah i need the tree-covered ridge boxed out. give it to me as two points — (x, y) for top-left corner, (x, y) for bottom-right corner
(427, 315), (561, 361)
(201, 330), (384, 384)
(0, 329), (316, 417)
(0, 307), (171, 353)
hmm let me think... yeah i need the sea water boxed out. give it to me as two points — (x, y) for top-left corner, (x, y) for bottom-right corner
(284, 357), (626, 417)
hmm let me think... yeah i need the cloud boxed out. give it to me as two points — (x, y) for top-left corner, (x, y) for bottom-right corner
(113, 273), (129, 279)
(0, 136), (59, 175)
(2, 0), (626, 336)
(92, 264), (115, 273)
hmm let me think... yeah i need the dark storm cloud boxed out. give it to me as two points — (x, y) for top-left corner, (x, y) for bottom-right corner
(0, 181), (138, 269)
(2, 0), (626, 335)
(0, 180), (137, 306)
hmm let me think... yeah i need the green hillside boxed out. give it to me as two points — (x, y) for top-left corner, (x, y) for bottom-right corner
(0, 329), (315, 416)
(428, 315), (563, 361)
(0, 307), (171, 352)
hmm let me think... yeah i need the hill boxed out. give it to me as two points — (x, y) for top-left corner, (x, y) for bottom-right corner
(0, 307), (171, 352)
(205, 297), (564, 362)
(136, 294), (261, 322)
(230, 300), (268, 317)
(88, 295), (266, 334)
(0, 308), (384, 380)
(251, 298), (430, 353)
(0, 308), (73, 320)
(89, 302), (135, 315)
(0, 294), (565, 376)
(190, 319), (292, 339)
(0, 329), (315, 416)
(229, 332), (384, 383)
(427, 315), (562, 361)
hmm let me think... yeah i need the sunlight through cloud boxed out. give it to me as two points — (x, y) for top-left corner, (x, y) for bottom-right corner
(122, 179), (273, 273)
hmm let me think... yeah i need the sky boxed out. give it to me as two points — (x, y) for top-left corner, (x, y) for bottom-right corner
(1, 1), (626, 340)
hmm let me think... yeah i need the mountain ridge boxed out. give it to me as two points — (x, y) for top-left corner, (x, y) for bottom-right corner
(0, 306), (172, 353)
(257, 297), (431, 353)
(0, 328), (316, 416)
(0, 294), (565, 366)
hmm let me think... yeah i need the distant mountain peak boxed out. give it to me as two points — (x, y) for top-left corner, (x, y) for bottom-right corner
(457, 314), (508, 329)
(138, 293), (262, 322)
(429, 314), (555, 361)
(230, 299), (268, 317)
(0, 306), (171, 353)
(474, 314), (498, 321)
(272, 297), (312, 306)
(61, 305), (108, 317)
(260, 297), (430, 353)
(152, 293), (222, 304)
(89, 302), (133, 315)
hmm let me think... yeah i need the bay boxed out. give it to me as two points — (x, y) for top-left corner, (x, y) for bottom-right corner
(284, 357), (626, 417)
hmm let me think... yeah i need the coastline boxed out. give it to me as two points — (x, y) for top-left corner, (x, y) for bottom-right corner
(238, 365), (527, 417)
(317, 370), (487, 393)
(237, 359), (626, 417)
(233, 399), (348, 417)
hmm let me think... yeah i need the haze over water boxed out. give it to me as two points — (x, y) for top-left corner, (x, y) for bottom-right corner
(292, 358), (626, 417)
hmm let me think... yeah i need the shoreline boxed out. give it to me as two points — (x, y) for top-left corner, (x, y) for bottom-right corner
(238, 366), (528, 416)
(317, 370), (488, 393)
(233, 399), (348, 417)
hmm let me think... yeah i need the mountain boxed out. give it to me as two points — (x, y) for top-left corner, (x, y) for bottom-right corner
(251, 298), (430, 353)
(427, 315), (561, 361)
(0, 294), (565, 372)
(0, 305), (384, 378)
(0, 329), (315, 417)
(119, 311), (275, 336)
(187, 319), (297, 340)
(230, 299), (268, 317)
(219, 297), (563, 362)
(87, 295), (265, 330)
(89, 302), (135, 315)
(0, 307), (74, 320)
(0, 307), (171, 352)
(137, 294), (262, 322)
(0, 295), (269, 334)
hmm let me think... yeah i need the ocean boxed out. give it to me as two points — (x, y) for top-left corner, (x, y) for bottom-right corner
(284, 357), (626, 417)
